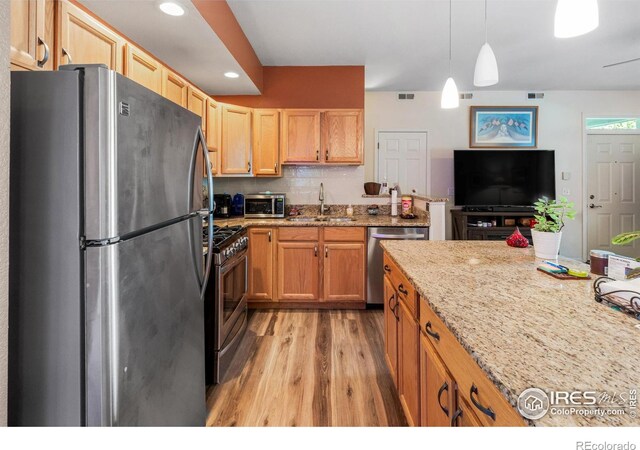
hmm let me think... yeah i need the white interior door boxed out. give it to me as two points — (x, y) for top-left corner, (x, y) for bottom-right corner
(586, 134), (640, 258)
(377, 132), (428, 195)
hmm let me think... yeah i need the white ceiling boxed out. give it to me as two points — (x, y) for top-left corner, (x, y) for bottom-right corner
(79, 0), (260, 95)
(228, 0), (640, 91)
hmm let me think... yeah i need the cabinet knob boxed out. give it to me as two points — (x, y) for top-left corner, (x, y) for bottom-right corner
(470, 384), (496, 421)
(247, 161), (252, 173)
(314, 245), (318, 257)
(437, 381), (449, 417)
(37, 37), (50, 68)
(383, 264), (391, 273)
(425, 321), (440, 341)
(398, 284), (409, 295)
(325, 150), (329, 160)
(268, 231), (271, 242)
(325, 246), (328, 258)
(316, 150), (319, 161)
(62, 47), (73, 64)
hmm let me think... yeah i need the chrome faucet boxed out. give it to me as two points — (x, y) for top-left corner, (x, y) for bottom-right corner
(319, 182), (330, 215)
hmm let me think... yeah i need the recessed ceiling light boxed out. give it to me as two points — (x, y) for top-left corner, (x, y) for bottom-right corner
(159, 2), (185, 17)
(224, 72), (240, 79)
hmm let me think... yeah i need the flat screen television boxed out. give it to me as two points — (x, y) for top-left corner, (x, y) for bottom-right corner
(454, 150), (555, 209)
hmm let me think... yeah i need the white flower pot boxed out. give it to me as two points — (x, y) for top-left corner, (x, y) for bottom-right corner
(531, 230), (563, 259)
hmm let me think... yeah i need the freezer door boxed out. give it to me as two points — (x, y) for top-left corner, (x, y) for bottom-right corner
(82, 67), (203, 240)
(85, 217), (205, 426)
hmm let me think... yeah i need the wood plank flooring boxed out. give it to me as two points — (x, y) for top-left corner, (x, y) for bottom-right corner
(206, 309), (407, 427)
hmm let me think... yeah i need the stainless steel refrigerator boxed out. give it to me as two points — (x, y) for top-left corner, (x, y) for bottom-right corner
(8, 65), (214, 426)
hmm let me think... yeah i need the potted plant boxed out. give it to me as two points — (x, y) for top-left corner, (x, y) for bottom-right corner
(531, 197), (576, 259)
(612, 231), (640, 263)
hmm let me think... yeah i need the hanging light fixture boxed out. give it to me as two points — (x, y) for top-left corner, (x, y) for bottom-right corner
(441, 0), (459, 109)
(554, 0), (599, 38)
(474, 0), (499, 87)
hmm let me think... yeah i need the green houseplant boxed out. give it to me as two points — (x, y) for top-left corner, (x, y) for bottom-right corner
(611, 231), (640, 263)
(531, 197), (576, 259)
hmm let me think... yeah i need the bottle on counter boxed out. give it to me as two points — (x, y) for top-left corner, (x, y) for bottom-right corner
(381, 177), (388, 195)
(401, 195), (413, 215)
(391, 188), (398, 217)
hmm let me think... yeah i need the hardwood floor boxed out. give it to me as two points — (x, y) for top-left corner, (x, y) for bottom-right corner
(206, 309), (407, 427)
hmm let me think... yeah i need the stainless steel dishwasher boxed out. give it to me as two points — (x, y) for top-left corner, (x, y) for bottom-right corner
(367, 227), (429, 305)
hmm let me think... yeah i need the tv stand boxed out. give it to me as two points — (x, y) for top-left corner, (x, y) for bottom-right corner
(451, 209), (536, 242)
(462, 206), (534, 213)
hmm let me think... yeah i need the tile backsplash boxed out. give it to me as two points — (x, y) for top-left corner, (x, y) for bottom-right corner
(213, 166), (387, 206)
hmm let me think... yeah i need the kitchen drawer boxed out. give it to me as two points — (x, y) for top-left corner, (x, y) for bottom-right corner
(278, 227), (319, 241)
(383, 253), (417, 318)
(323, 226), (365, 242)
(419, 297), (525, 427)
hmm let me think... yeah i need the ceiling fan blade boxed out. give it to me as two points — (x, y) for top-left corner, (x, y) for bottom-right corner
(603, 57), (640, 68)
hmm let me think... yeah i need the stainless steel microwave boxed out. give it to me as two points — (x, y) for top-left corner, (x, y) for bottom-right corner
(244, 193), (286, 218)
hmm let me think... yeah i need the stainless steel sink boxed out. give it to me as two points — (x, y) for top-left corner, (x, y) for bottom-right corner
(326, 217), (357, 222)
(285, 217), (319, 222)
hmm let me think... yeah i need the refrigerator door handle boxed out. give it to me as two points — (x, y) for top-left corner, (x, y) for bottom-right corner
(200, 128), (214, 298)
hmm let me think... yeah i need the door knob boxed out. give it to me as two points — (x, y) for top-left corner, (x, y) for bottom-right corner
(589, 203), (602, 209)
(589, 194), (595, 199)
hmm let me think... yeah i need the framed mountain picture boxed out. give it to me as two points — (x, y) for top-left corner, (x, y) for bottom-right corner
(470, 106), (538, 148)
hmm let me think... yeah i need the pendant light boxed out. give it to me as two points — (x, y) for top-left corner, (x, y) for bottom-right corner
(554, 0), (599, 38)
(473, 0), (499, 87)
(441, 0), (459, 109)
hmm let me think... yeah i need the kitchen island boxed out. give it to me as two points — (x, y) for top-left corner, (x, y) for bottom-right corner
(381, 240), (639, 426)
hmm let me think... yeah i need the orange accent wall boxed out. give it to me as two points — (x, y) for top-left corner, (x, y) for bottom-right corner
(192, 0), (264, 93)
(213, 66), (365, 109)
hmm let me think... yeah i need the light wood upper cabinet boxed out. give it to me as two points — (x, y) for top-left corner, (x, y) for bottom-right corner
(124, 44), (162, 94)
(10, 0), (52, 71)
(281, 110), (321, 164)
(253, 109), (281, 177)
(398, 299), (421, 427)
(221, 105), (252, 175)
(161, 68), (188, 107)
(420, 334), (454, 427)
(57, 0), (124, 72)
(322, 110), (363, 164)
(248, 228), (275, 302)
(206, 99), (221, 151)
(323, 242), (365, 301)
(276, 242), (320, 302)
(187, 85), (207, 131)
(384, 275), (399, 386)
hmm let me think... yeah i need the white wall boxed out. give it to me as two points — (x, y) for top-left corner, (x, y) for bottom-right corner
(0, 0), (10, 427)
(365, 90), (640, 259)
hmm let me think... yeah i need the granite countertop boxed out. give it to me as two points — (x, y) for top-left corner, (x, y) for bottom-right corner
(380, 240), (640, 426)
(213, 213), (430, 228)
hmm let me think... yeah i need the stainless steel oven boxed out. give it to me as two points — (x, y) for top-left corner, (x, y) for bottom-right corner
(244, 193), (286, 218)
(205, 226), (249, 384)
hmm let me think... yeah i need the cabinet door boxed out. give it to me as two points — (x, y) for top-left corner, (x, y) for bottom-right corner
(322, 110), (363, 164)
(420, 334), (454, 427)
(452, 394), (483, 427)
(276, 242), (319, 301)
(253, 109), (281, 177)
(398, 300), (421, 426)
(281, 110), (321, 164)
(248, 228), (274, 302)
(124, 44), (162, 94)
(57, 0), (124, 72)
(383, 275), (398, 387)
(161, 68), (187, 107)
(221, 105), (252, 175)
(323, 243), (365, 301)
(206, 100), (220, 176)
(187, 86), (207, 131)
(10, 0), (47, 70)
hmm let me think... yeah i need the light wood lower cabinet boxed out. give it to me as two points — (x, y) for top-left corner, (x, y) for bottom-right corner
(277, 241), (320, 302)
(247, 228), (274, 302)
(398, 299), (421, 426)
(383, 275), (399, 386)
(420, 334), (454, 427)
(124, 44), (162, 94)
(56, 0), (124, 72)
(323, 242), (365, 301)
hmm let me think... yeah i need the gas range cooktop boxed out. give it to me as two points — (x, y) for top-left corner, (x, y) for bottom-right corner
(204, 224), (248, 265)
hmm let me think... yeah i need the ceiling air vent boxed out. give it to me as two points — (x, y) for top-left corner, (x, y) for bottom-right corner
(397, 93), (415, 100)
(459, 93), (473, 100)
(528, 93), (544, 99)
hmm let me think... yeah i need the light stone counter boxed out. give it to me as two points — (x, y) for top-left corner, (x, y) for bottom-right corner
(380, 240), (640, 426)
(213, 213), (430, 228)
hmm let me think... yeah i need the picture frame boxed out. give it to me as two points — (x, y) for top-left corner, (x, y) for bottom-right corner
(469, 106), (538, 148)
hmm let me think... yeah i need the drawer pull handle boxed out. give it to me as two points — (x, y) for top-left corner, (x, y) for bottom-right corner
(437, 381), (449, 417)
(314, 245), (318, 257)
(470, 384), (496, 421)
(268, 231), (271, 242)
(425, 321), (440, 341)
(450, 408), (462, 427)
(383, 264), (391, 273)
(37, 37), (50, 68)
(388, 293), (396, 312)
(398, 284), (409, 295)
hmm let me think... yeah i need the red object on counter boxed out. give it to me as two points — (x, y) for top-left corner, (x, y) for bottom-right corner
(506, 227), (530, 248)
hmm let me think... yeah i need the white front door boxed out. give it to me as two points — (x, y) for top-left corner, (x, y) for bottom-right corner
(586, 134), (640, 258)
(377, 132), (428, 194)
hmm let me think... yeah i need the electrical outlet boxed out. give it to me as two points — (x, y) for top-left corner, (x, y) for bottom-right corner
(447, 187), (455, 196)
(562, 188), (571, 196)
